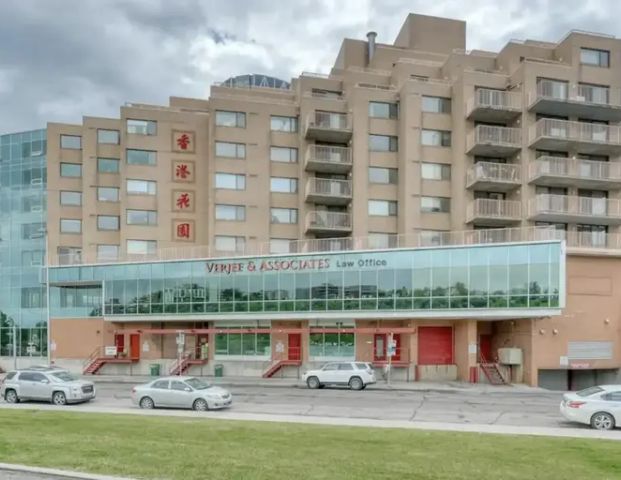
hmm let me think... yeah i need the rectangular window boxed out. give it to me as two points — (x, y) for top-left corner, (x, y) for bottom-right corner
(368, 200), (398, 216)
(97, 129), (119, 144)
(368, 232), (397, 249)
(419, 230), (448, 246)
(126, 149), (156, 165)
(215, 328), (271, 357)
(580, 48), (610, 67)
(422, 96), (451, 113)
(97, 245), (119, 261)
(97, 157), (120, 173)
(421, 129), (452, 147)
(215, 204), (246, 221)
(215, 141), (245, 159)
(578, 83), (610, 104)
(127, 240), (157, 256)
(215, 173), (246, 190)
(60, 163), (82, 178)
(270, 177), (298, 193)
(368, 167), (398, 184)
(97, 187), (119, 202)
(215, 235), (245, 253)
(127, 209), (157, 226)
(309, 332), (355, 358)
(126, 119), (157, 135)
(21, 223), (45, 240)
(57, 247), (82, 265)
(127, 179), (156, 195)
(270, 208), (298, 224)
(270, 116), (298, 132)
(60, 191), (82, 206)
(421, 163), (451, 180)
(369, 134), (398, 152)
(60, 135), (81, 149)
(368, 101), (399, 119)
(269, 238), (295, 254)
(421, 196), (451, 213)
(60, 218), (81, 234)
(97, 215), (120, 231)
(215, 110), (246, 128)
(270, 146), (298, 163)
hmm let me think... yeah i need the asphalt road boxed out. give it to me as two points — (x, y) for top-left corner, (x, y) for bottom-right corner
(40, 382), (575, 429)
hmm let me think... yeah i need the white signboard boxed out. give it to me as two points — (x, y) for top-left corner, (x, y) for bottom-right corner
(104, 346), (117, 356)
(142, 341), (150, 353)
(468, 343), (478, 355)
(50, 341), (57, 352)
(559, 356), (568, 367)
(176, 333), (185, 346)
(275, 341), (284, 353)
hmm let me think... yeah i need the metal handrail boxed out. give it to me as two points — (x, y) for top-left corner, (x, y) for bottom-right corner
(306, 178), (352, 197)
(469, 125), (521, 147)
(531, 118), (621, 145)
(467, 88), (521, 114)
(467, 198), (522, 219)
(305, 145), (352, 166)
(466, 162), (521, 185)
(529, 156), (621, 181)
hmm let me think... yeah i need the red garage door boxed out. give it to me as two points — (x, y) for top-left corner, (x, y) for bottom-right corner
(418, 326), (453, 365)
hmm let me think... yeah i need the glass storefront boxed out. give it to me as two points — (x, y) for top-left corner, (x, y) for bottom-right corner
(49, 241), (564, 319)
(0, 130), (48, 357)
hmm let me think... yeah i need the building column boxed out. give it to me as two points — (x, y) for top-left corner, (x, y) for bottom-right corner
(454, 319), (477, 382)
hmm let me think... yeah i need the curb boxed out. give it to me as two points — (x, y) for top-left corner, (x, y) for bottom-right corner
(0, 463), (135, 480)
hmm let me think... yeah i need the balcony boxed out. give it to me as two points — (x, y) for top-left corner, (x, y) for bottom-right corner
(528, 80), (621, 122)
(466, 162), (522, 192)
(528, 156), (621, 189)
(466, 198), (522, 226)
(530, 118), (621, 155)
(529, 194), (621, 225)
(466, 125), (522, 157)
(305, 211), (352, 235)
(466, 88), (522, 122)
(305, 145), (352, 174)
(305, 111), (352, 143)
(305, 178), (352, 206)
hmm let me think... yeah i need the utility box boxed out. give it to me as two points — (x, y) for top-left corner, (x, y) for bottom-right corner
(498, 348), (523, 365)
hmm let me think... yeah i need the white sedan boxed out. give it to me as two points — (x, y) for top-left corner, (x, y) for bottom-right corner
(560, 385), (621, 430)
(131, 376), (232, 411)
(303, 362), (376, 390)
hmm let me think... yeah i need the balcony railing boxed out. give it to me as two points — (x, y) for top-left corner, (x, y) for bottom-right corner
(530, 194), (621, 219)
(466, 162), (521, 187)
(533, 80), (620, 107)
(531, 118), (621, 146)
(307, 111), (350, 130)
(529, 156), (621, 183)
(305, 178), (352, 198)
(466, 88), (522, 119)
(305, 145), (352, 171)
(466, 198), (522, 222)
(467, 125), (522, 155)
(305, 211), (352, 231)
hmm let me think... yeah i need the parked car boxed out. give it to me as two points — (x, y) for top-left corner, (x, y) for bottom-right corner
(131, 376), (232, 411)
(560, 385), (621, 430)
(0, 367), (96, 405)
(303, 362), (376, 390)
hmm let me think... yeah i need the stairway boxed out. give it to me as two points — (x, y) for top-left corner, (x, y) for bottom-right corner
(169, 356), (207, 376)
(262, 359), (301, 378)
(480, 363), (507, 385)
(83, 358), (106, 375)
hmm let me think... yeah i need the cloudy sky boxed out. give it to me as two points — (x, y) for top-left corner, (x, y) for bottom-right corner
(1, 0), (619, 133)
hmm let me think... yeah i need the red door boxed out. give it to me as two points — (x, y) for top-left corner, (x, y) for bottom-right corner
(129, 334), (140, 360)
(418, 327), (453, 365)
(479, 334), (492, 362)
(114, 334), (125, 357)
(196, 334), (209, 360)
(288, 333), (301, 361)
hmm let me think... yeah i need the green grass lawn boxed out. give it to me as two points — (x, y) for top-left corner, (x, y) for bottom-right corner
(0, 410), (619, 480)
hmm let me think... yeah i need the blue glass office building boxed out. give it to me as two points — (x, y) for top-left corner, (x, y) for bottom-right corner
(0, 129), (47, 358)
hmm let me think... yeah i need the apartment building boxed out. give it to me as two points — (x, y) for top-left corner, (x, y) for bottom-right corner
(17, 13), (621, 388)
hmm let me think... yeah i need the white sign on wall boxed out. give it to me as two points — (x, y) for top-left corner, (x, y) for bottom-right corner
(142, 341), (150, 353)
(104, 346), (117, 356)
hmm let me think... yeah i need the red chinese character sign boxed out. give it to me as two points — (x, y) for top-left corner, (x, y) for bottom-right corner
(172, 190), (195, 212)
(172, 219), (195, 242)
(172, 160), (195, 183)
(172, 130), (195, 153)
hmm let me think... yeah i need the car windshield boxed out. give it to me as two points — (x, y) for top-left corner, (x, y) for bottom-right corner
(184, 377), (212, 390)
(51, 371), (77, 382)
(576, 386), (604, 397)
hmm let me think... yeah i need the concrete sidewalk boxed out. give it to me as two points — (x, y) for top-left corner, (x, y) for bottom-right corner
(84, 374), (552, 395)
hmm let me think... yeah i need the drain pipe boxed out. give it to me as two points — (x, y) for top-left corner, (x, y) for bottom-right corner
(366, 31), (377, 65)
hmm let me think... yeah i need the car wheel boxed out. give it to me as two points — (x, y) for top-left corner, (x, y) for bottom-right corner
(193, 398), (209, 412)
(52, 391), (67, 406)
(139, 396), (155, 409)
(349, 376), (364, 391)
(591, 412), (615, 430)
(4, 389), (19, 404)
(306, 376), (321, 389)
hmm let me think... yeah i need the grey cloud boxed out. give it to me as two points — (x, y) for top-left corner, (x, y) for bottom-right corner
(1, 0), (621, 133)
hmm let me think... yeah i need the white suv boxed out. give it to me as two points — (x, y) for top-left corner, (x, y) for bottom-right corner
(303, 362), (376, 390)
(1, 367), (96, 405)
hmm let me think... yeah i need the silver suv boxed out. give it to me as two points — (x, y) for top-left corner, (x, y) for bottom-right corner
(1, 366), (96, 405)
